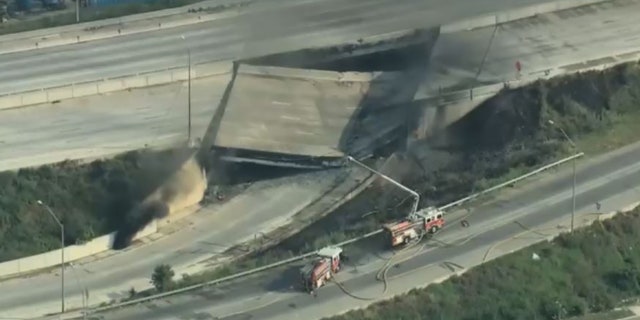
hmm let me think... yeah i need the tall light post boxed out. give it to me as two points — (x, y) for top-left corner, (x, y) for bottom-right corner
(75, 0), (80, 23)
(180, 35), (192, 146)
(37, 200), (65, 313)
(548, 120), (577, 233)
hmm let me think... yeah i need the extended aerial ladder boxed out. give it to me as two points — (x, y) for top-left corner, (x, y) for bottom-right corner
(346, 156), (445, 248)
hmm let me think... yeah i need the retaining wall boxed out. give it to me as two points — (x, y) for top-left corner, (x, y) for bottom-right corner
(0, 221), (157, 278)
(0, 149), (208, 278)
(0, 61), (233, 110)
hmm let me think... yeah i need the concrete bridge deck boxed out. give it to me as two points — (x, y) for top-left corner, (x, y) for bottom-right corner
(212, 65), (421, 161)
(214, 0), (640, 162)
(3, 0), (640, 171)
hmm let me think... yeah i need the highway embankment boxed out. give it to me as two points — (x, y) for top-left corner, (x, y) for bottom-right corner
(88, 132), (640, 320)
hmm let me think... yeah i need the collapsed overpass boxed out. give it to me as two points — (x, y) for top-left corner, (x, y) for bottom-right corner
(206, 0), (640, 169)
(211, 65), (420, 168)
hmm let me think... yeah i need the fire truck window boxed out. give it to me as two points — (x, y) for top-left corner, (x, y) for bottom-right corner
(427, 218), (431, 223)
(437, 214), (442, 219)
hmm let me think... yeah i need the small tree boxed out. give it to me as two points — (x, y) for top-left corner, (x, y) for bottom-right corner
(151, 264), (174, 292)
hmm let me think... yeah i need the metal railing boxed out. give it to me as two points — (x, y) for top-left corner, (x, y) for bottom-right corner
(62, 152), (585, 318)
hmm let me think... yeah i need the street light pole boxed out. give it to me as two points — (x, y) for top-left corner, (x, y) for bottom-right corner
(180, 35), (192, 146)
(75, 0), (80, 23)
(548, 120), (577, 233)
(188, 46), (192, 145)
(37, 200), (65, 313)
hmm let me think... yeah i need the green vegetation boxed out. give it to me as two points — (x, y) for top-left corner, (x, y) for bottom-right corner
(0, 0), (250, 36)
(151, 264), (175, 292)
(127, 61), (640, 298)
(0, 147), (191, 262)
(325, 207), (640, 320)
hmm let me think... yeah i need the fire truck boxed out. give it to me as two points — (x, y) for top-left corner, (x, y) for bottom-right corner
(299, 246), (343, 293)
(382, 206), (445, 247)
(345, 156), (446, 248)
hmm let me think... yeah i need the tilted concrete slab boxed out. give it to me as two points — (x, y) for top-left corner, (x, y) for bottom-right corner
(417, 0), (640, 96)
(213, 64), (422, 159)
(410, 0), (640, 140)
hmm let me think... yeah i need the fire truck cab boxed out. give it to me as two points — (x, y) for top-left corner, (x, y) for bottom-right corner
(382, 206), (445, 247)
(299, 246), (343, 293)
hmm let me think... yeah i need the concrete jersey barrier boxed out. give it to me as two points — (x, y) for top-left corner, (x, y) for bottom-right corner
(0, 0), (255, 55)
(0, 222), (157, 278)
(0, 150), (206, 279)
(0, 0), (618, 111)
(0, 61), (233, 111)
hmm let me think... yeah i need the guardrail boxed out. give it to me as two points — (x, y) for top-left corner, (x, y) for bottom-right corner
(0, 61), (233, 111)
(65, 152), (584, 318)
(0, 222), (157, 279)
(440, 152), (584, 210)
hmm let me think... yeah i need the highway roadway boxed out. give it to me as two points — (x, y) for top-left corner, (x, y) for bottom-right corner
(0, 0), (581, 96)
(0, 166), (370, 318)
(0, 75), (231, 172)
(0, 0), (635, 318)
(90, 136), (640, 320)
(3, 0), (638, 172)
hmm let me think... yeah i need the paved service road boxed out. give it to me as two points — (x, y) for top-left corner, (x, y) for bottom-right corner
(93, 136), (640, 320)
(0, 0), (575, 95)
(0, 167), (370, 318)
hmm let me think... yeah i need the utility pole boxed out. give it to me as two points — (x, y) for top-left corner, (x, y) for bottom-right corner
(180, 35), (192, 146)
(75, 0), (79, 23)
(346, 156), (420, 219)
(188, 45), (192, 146)
(37, 200), (65, 313)
(548, 120), (578, 233)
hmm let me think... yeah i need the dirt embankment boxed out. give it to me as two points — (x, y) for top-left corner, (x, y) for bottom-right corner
(245, 61), (640, 261)
(112, 147), (207, 249)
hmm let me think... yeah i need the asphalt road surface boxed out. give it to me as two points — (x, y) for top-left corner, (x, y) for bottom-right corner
(0, 75), (230, 172)
(0, 0), (573, 95)
(92, 140), (640, 320)
(0, 167), (371, 318)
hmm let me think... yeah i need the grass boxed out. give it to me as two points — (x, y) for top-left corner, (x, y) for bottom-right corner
(0, 147), (196, 262)
(325, 207), (640, 320)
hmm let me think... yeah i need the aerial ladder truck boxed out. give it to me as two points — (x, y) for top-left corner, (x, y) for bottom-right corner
(346, 156), (445, 248)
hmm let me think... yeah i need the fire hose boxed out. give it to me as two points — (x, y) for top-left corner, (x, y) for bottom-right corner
(331, 231), (427, 301)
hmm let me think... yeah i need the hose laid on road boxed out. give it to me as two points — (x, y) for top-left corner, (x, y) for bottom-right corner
(332, 202), (480, 300)
(331, 230), (426, 301)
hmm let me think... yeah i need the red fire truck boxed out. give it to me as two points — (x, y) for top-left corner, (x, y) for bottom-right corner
(300, 246), (343, 293)
(345, 156), (446, 248)
(382, 206), (445, 247)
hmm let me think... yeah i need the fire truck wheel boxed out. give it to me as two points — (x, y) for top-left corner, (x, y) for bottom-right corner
(430, 226), (438, 234)
(403, 237), (410, 245)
